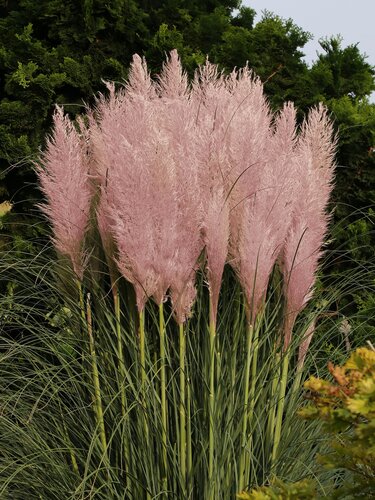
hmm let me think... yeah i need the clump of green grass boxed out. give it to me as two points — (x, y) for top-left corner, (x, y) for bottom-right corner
(0, 240), (372, 499)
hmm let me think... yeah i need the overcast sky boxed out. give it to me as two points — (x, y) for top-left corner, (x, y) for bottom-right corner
(242, 0), (374, 67)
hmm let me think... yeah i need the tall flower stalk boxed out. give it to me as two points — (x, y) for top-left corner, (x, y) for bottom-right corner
(158, 302), (168, 492)
(85, 291), (109, 468)
(191, 60), (231, 494)
(37, 107), (110, 470)
(272, 104), (336, 464)
(225, 77), (297, 489)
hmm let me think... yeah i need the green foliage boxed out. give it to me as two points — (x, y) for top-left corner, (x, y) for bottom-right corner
(232, 6), (256, 30)
(238, 479), (317, 499)
(243, 12), (312, 106)
(310, 36), (375, 100)
(240, 347), (375, 499)
(1, 240), (366, 497)
(301, 347), (375, 498)
(308, 37), (375, 232)
(330, 97), (375, 216)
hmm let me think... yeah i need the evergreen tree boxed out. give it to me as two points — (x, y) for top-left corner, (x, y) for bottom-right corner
(308, 38), (375, 283)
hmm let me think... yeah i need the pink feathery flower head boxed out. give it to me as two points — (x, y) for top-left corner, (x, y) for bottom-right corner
(225, 68), (282, 323)
(235, 102), (298, 323)
(156, 52), (203, 323)
(92, 51), (202, 314)
(225, 66), (271, 212)
(96, 192), (119, 288)
(89, 91), (124, 278)
(90, 56), (160, 305)
(201, 188), (230, 327)
(152, 50), (202, 313)
(37, 106), (93, 280)
(92, 79), (158, 310)
(191, 58), (231, 327)
(282, 104), (336, 349)
(90, 52), (156, 185)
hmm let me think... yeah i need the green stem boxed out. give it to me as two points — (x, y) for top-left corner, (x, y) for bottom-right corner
(271, 350), (290, 467)
(245, 322), (260, 483)
(179, 322), (186, 494)
(208, 301), (216, 497)
(238, 322), (254, 492)
(266, 351), (279, 460)
(249, 325), (259, 411)
(187, 373), (192, 491)
(85, 291), (109, 467)
(139, 310), (146, 392)
(139, 310), (149, 436)
(77, 280), (86, 323)
(139, 309), (151, 500)
(290, 365), (303, 407)
(231, 298), (242, 409)
(113, 289), (130, 481)
(159, 303), (168, 493)
(60, 401), (79, 475)
(285, 365), (305, 444)
(114, 291), (126, 415)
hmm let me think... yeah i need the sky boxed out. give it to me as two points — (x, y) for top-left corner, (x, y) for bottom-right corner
(242, 0), (374, 67)
(241, 0), (374, 103)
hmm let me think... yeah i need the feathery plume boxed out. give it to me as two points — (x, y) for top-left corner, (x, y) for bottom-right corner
(191, 59), (231, 326)
(282, 104), (336, 348)
(96, 108), (163, 310)
(37, 106), (92, 279)
(93, 52), (197, 313)
(158, 53), (203, 323)
(157, 49), (188, 99)
(226, 69), (280, 323)
(91, 57), (160, 306)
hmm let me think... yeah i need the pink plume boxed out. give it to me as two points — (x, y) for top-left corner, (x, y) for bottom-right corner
(282, 104), (336, 349)
(158, 53), (203, 323)
(191, 58), (231, 327)
(226, 69), (279, 323)
(93, 52), (203, 315)
(37, 106), (92, 280)
(96, 104), (164, 310)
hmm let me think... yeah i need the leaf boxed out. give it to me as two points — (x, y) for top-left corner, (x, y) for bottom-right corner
(0, 201), (12, 218)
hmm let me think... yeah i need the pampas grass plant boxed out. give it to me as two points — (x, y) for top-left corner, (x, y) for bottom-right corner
(1, 51), (366, 499)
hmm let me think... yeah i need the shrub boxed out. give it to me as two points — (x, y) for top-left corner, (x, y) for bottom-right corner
(239, 346), (375, 499)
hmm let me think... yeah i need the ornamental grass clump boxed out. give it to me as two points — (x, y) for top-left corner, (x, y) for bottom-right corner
(1, 51), (340, 498)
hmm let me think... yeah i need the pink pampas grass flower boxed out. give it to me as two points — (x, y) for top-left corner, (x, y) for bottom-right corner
(157, 52), (203, 323)
(37, 106), (93, 280)
(191, 58), (231, 327)
(282, 104), (336, 349)
(226, 68), (287, 324)
(92, 51), (203, 315)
